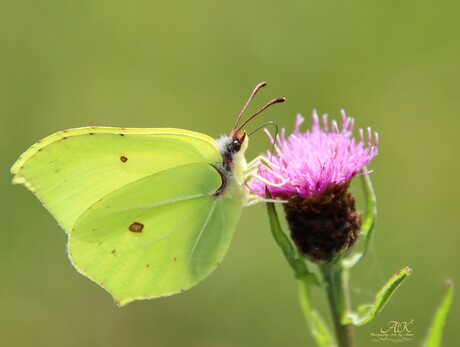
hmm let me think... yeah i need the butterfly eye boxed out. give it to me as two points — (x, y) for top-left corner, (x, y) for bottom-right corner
(232, 140), (241, 153)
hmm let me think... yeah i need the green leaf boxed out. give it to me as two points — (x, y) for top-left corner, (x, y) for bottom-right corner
(265, 200), (318, 284)
(343, 169), (377, 269)
(299, 280), (336, 347)
(423, 280), (454, 347)
(360, 170), (377, 255)
(344, 266), (412, 326)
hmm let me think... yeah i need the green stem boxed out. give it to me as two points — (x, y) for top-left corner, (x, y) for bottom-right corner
(320, 264), (354, 347)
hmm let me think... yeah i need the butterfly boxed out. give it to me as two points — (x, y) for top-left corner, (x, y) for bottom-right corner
(10, 82), (285, 306)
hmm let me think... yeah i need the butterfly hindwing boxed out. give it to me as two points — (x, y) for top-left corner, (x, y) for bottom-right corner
(68, 162), (243, 305)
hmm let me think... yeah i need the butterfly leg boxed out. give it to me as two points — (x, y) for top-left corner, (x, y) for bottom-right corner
(247, 155), (281, 171)
(245, 157), (287, 188)
(242, 156), (290, 206)
(244, 195), (287, 206)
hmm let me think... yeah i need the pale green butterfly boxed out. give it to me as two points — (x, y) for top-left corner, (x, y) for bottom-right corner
(11, 82), (284, 306)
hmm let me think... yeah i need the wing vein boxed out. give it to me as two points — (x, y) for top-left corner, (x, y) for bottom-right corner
(118, 193), (205, 213)
(141, 198), (211, 248)
(187, 200), (217, 263)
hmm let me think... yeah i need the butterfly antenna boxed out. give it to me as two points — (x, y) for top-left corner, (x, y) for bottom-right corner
(248, 121), (279, 161)
(233, 81), (268, 130)
(248, 121), (278, 138)
(237, 97), (285, 133)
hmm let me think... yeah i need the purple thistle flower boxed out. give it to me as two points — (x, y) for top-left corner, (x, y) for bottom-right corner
(250, 110), (378, 200)
(251, 111), (379, 262)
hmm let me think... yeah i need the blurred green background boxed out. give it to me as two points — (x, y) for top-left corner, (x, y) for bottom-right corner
(1, 1), (459, 346)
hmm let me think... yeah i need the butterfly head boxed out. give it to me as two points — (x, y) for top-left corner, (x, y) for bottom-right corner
(229, 129), (247, 155)
(215, 129), (248, 173)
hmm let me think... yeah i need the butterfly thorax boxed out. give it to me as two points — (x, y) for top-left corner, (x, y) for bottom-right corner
(214, 130), (249, 201)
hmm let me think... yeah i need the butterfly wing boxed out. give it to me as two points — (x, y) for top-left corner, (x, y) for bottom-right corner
(11, 127), (245, 305)
(11, 127), (222, 232)
(69, 162), (243, 305)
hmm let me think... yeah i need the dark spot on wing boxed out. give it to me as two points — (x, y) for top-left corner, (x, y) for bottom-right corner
(38, 148), (42, 152)
(111, 249), (116, 255)
(62, 136), (68, 140)
(89, 132), (95, 135)
(55, 169), (60, 173)
(120, 156), (128, 163)
(146, 264), (150, 268)
(129, 222), (144, 233)
(174, 257), (177, 261)
(98, 241), (103, 246)
(119, 133), (125, 137)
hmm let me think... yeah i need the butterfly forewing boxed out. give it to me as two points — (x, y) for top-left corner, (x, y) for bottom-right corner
(11, 127), (221, 232)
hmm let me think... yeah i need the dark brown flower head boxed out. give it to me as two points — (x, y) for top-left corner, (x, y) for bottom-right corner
(284, 184), (361, 261)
